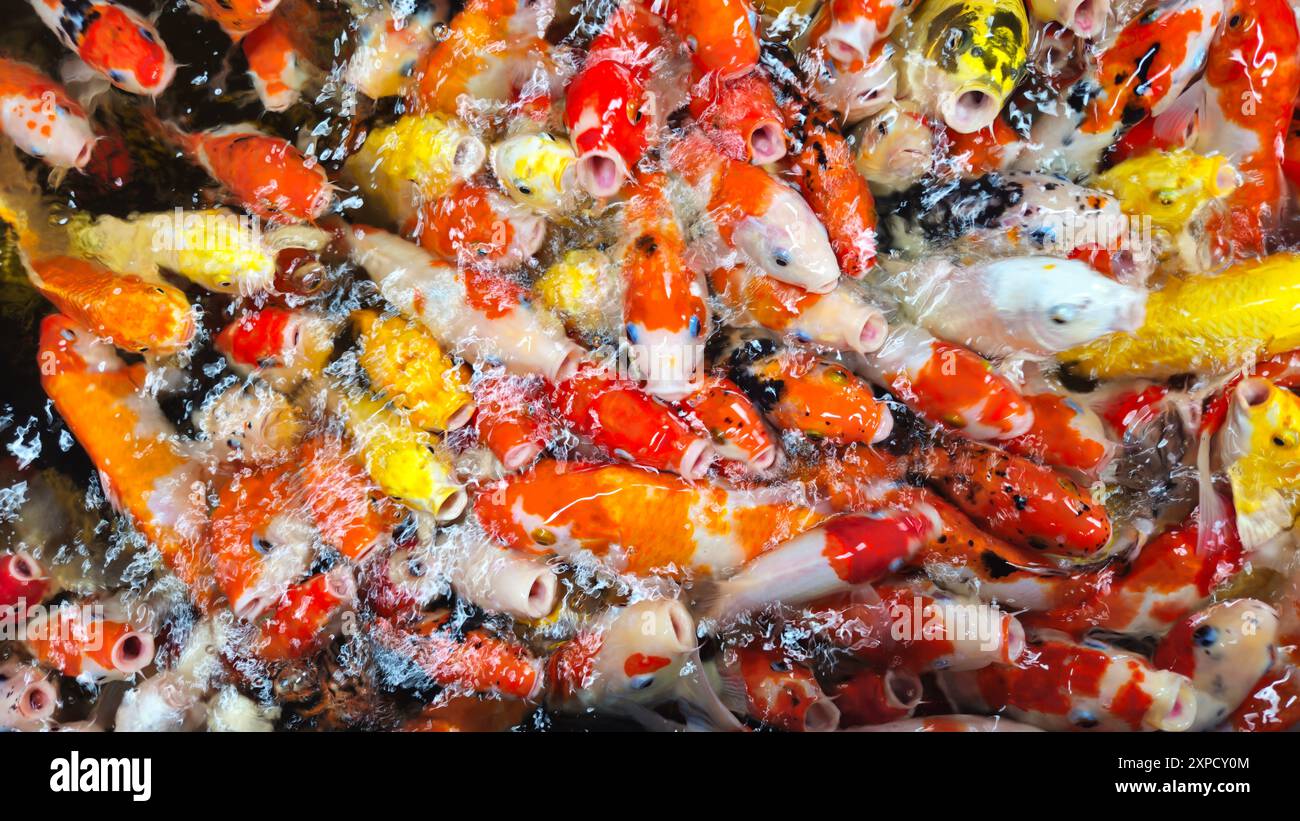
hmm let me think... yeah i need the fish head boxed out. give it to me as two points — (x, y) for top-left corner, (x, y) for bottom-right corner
(194, 381), (303, 464)
(1078, 0), (1220, 132)
(732, 184), (842, 293)
(490, 132), (577, 214)
(497, 0), (556, 38)
(1098, 150), (1239, 234)
(816, 39), (899, 124)
(854, 102), (934, 189)
(565, 60), (651, 198)
(37, 313), (119, 376)
(912, 0), (1029, 132)
(1217, 377), (1300, 549)
(1204, 0), (1298, 91)
(1154, 599), (1278, 698)
(595, 599), (697, 701)
(728, 646), (841, 732)
(79, 5), (176, 96)
(993, 257), (1147, 353)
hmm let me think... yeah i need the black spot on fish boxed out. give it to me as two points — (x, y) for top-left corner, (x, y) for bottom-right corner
(981, 551), (1019, 579)
(634, 234), (657, 255)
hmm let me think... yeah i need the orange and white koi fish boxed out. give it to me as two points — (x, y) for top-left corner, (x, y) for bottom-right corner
(547, 599), (697, 708)
(708, 265), (888, 353)
(807, 37), (899, 125)
(717, 645), (841, 731)
(26, 255), (194, 355)
(697, 508), (936, 623)
(256, 566), (357, 662)
(1153, 598), (1279, 730)
(673, 131), (842, 293)
(658, 0), (761, 81)
(1024, 0), (1223, 177)
(0, 658), (58, 730)
(25, 601), (155, 682)
(0, 550), (50, 614)
(444, 537), (560, 621)
(939, 631), (1199, 731)
(162, 122), (333, 223)
(548, 361), (717, 479)
(472, 372), (553, 471)
(1193, 0), (1300, 258)
(189, 0), (280, 42)
(242, 15), (309, 112)
(373, 613), (544, 700)
(410, 0), (557, 119)
(209, 462), (318, 620)
(689, 71), (786, 164)
(721, 331), (894, 445)
(804, 0), (915, 71)
(475, 460), (826, 577)
(783, 100), (878, 280)
(29, 0), (176, 96)
(37, 316), (214, 606)
(564, 0), (670, 197)
(0, 59), (96, 171)
(619, 172), (710, 399)
(852, 322), (1034, 441)
(1000, 389), (1115, 474)
(214, 306), (339, 391)
(408, 180), (546, 267)
(348, 225), (581, 381)
(673, 376), (777, 471)
(298, 435), (403, 564)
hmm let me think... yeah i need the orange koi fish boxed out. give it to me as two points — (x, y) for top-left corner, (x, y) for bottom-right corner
(672, 131), (841, 293)
(27, 256), (194, 355)
(673, 375), (777, 471)
(658, 0), (760, 81)
(564, 0), (669, 197)
(722, 331), (893, 445)
(408, 180), (546, 267)
(719, 645), (841, 732)
(25, 601), (154, 682)
(164, 123), (333, 223)
(549, 361), (717, 479)
(37, 315), (214, 606)
(298, 436), (403, 564)
(0, 59), (97, 170)
(256, 566), (356, 662)
(373, 614), (543, 700)
(619, 172), (710, 399)
(242, 14), (308, 112)
(783, 96), (877, 279)
(189, 0), (280, 42)
(475, 460), (826, 577)
(29, 0), (176, 96)
(1000, 390), (1115, 473)
(472, 372), (553, 471)
(854, 322), (1034, 442)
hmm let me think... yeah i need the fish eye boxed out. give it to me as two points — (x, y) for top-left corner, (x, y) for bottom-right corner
(1155, 190), (1177, 206)
(625, 323), (640, 343)
(251, 535), (272, 554)
(109, 70), (125, 83)
(1229, 14), (1242, 26)
(688, 315), (701, 337)
(1193, 625), (1218, 647)
(516, 182), (532, 195)
(1273, 431), (1299, 448)
(772, 248), (791, 268)
(60, 328), (76, 341)
(138, 26), (155, 42)
(626, 99), (643, 124)
(1140, 8), (1159, 23)
(628, 674), (656, 690)
(1048, 304), (1079, 325)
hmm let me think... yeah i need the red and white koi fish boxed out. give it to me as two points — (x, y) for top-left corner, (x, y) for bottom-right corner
(619, 172), (710, 399)
(939, 630), (1199, 731)
(409, 180), (547, 267)
(0, 658), (58, 730)
(26, 601), (155, 682)
(472, 372), (553, 471)
(830, 667), (921, 727)
(697, 508), (937, 622)
(717, 645), (842, 731)
(0, 59), (97, 171)
(689, 70), (787, 164)
(475, 459), (826, 577)
(549, 361), (717, 479)
(372, 612), (544, 700)
(348, 225), (582, 381)
(0, 550), (51, 615)
(256, 566), (356, 662)
(673, 131), (842, 293)
(804, 0), (915, 71)
(214, 306), (339, 392)
(29, 0), (176, 96)
(564, 0), (671, 197)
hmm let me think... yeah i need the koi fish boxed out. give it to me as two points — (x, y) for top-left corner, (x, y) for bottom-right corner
(672, 131), (843, 293)
(1000, 389), (1115, 473)
(853, 321), (1035, 441)
(444, 537), (560, 621)
(938, 631), (1199, 731)
(472, 372), (553, 471)
(1216, 377), (1300, 551)
(162, 122), (333, 223)
(808, 37), (900, 124)
(297, 435), (403, 564)
(831, 668), (921, 726)
(548, 361), (717, 479)
(26, 601), (155, 682)
(348, 225), (582, 381)
(214, 306), (339, 392)
(689, 71), (786, 165)
(242, 14), (309, 112)
(0, 658), (58, 730)
(717, 645), (842, 731)
(851, 101), (934, 194)
(1061, 252), (1300, 380)
(883, 255), (1147, 358)
(1027, 0), (1110, 37)
(29, 0), (176, 96)
(564, 0), (670, 197)
(256, 567), (357, 662)
(697, 508), (937, 623)
(708, 265), (888, 353)
(352, 310), (475, 434)
(0, 550), (50, 614)
(619, 172), (710, 399)
(372, 614), (543, 700)
(721, 330), (895, 445)
(409, 180), (547, 267)
(192, 379), (303, 465)
(189, 0), (280, 42)
(673, 375), (777, 471)
(0, 58), (97, 171)
(346, 3), (440, 99)
(489, 131), (584, 216)
(534, 248), (620, 341)
(26, 255), (194, 355)
(37, 316), (214, 607)
(475, 460), (826, 577)
(897, 0), (1029, 133)
(1153, 598), (1279, 730)
(804, 0), (916, 70)
(658, 0), (761, 80)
